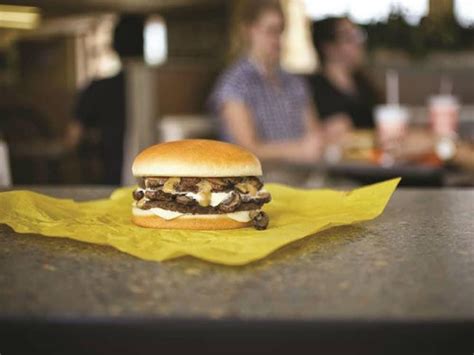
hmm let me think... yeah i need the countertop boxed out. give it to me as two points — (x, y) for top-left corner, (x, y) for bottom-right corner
(1, 186), (473, 354)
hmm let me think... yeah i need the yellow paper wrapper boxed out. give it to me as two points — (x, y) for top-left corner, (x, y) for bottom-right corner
(0, 178), (400, 265)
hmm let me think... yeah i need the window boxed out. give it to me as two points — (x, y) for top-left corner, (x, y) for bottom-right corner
(304, 0), (428, 25)
(455, 0), (474, 27)
(281, 0), (317, 73)
(144, 15), (167, 66)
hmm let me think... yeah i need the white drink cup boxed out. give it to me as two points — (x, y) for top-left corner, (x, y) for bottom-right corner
(428, 95), (459, 137)
(374, 104), (409, 149)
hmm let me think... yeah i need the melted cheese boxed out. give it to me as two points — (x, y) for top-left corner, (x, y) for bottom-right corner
(185, 191), (232, 207)
(132, 206), (254, 222)
(211, 192), (231, 206)
(135, 187), (267, 206)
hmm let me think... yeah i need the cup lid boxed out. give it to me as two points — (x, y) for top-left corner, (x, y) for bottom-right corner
(428, 95), (459, 106)
(374, 105), (409, 122)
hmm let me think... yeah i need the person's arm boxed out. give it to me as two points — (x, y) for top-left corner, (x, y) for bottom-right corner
(221, 100), (322, 163)
(303, 102), (321, 134)
(321, 112), (353, 146)
(63, 119), (84, 150)
(64, 82), (97, 150)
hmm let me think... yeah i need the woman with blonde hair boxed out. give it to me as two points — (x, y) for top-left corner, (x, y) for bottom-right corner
(209, 0), (323, 163)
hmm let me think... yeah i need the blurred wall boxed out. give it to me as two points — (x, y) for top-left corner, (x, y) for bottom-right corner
(369, 50), (474, 105)
(163, 4), (229, 63)
(154, 3), (229, 116)
(154, 63), (218, 116)
(16, 36), (76, 136)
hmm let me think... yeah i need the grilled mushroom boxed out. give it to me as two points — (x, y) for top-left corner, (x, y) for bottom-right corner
(257, 191), (272, 203)
(144, 189), (173, 201)
(218, 192), (242, 213)
(224, 177), (243, 185)
(145, 177), (168, 188)
(241, 191), (272, 203)
(235, 182), (257, 196)
(245, 176), (264, 190)
(175, 194), (195, 205)
(250, 211), (269, 230)
(206, 177), (229, 192)
(175, 177), (201, 193)
(132, 189), (144, 201)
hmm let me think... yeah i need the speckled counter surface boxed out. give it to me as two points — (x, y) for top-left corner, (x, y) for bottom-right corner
(0, 186), (473, 354)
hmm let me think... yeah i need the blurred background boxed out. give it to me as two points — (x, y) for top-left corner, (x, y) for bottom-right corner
(0, 0), (473, 188)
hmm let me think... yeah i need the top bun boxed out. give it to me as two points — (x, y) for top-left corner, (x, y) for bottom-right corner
(132, 139), (262, 177)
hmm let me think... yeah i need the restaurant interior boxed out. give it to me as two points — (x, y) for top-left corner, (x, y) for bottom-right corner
(0, 0), (473, 188)
(1, 1), (474, 353)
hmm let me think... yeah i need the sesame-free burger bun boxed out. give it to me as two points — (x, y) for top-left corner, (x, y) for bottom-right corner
(131, 213), (252, 230)
(132, 139), (262, 177)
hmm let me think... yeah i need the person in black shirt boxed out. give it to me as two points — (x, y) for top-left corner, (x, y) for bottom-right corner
(65, 15), (145, 185)
(309, 17), (381, 144)
(73, 72), (126, 185)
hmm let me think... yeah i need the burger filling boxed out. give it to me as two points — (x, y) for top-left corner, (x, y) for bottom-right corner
(132, 176), (271, 230)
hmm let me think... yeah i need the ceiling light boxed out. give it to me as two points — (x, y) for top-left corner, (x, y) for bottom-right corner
(0, 4), (40, 30)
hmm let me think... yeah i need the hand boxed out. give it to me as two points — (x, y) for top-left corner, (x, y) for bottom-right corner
(298, 132), (324, 163)
(323, 114), (353, 146)
(63, 120), (83, 151)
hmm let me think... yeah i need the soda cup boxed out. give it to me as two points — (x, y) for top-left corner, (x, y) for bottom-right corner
(374, 104), (409, 150)
(428, 95), (459, 137)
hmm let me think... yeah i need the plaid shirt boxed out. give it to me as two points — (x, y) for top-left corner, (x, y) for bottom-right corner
(209, 58), (310, 142)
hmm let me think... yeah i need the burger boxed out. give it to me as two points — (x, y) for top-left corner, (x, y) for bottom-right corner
(131, 139), (271, 230)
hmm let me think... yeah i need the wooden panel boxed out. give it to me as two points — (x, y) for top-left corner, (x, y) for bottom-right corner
(155, 62), (219, 116)
(370, 66), (474, 105)
(15, 36), (76, 135)
(164, 5), (229, 61)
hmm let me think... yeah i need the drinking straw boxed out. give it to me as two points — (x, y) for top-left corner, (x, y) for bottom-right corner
(386, 69), (399, 105)
(440, 75), (453, 95)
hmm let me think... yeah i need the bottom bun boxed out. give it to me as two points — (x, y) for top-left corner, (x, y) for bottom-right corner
(132, 214), (252, 230)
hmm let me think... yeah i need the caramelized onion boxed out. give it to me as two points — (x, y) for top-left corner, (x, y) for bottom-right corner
(196, 179), (212, 206)
(162, 177), (181, 193)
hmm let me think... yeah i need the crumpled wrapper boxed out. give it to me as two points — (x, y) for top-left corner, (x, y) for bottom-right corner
(0, 178), (400, 265)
